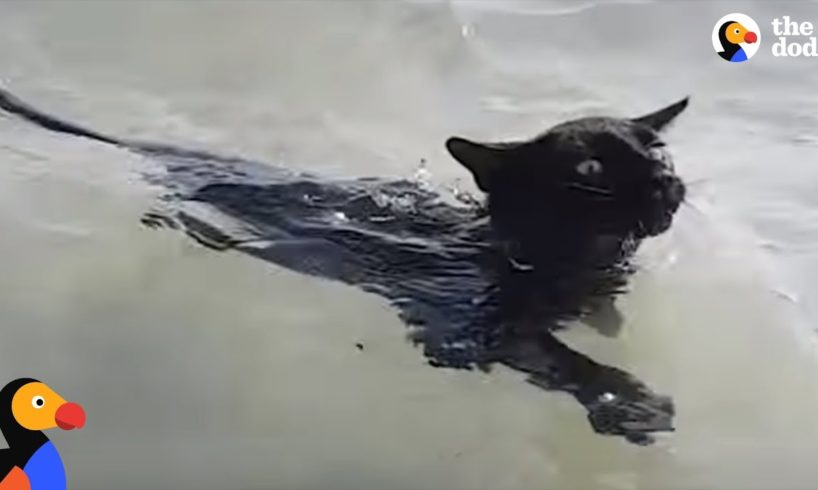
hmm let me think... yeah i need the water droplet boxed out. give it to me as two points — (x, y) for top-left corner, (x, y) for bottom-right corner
(599, 392), (616, 403)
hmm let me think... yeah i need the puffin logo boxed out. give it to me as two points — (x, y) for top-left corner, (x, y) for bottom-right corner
(0, 379), (85, 490)
(713, 13), (761, 62)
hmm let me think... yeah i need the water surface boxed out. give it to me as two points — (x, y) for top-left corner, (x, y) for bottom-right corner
(1, 1), (818, 489)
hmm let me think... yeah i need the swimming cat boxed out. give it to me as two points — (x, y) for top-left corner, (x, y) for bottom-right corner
(0, 88), (687, 444)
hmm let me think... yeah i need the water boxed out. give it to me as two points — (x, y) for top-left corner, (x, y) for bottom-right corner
(1, 1), (818, 489)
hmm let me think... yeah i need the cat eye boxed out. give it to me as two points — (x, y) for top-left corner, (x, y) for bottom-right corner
(647, 146), (668, 162)
(575, 159), (603, 176)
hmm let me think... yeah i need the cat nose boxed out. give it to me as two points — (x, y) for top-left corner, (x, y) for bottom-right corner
(652, 172), (685, 203)
(651, 171), (673, 187)
(668, 179), (685, 203)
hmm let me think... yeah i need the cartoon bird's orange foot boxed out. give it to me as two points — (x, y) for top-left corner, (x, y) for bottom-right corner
(0, 466), (31, 490)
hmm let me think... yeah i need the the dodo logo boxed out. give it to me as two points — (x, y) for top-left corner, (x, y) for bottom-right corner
(0, 379), (85, 490)
(712, 13), (761, 62)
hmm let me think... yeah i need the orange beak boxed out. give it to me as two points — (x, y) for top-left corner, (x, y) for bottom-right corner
(55, 402), (85, 430)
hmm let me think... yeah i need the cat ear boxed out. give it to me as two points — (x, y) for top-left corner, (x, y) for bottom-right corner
(632, 97), (690, 132)
(446, 137), (515, 192)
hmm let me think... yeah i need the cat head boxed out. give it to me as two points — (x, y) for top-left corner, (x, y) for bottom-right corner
(446, 98), (689, 239)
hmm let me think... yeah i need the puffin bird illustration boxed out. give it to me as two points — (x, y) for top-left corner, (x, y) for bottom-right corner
(718, 20), (758, 62)
(0, 379), (85, 490)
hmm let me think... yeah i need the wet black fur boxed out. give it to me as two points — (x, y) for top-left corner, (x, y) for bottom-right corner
(0, 88), (688, 444)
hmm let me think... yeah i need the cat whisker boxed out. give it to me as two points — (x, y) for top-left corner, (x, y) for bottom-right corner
(677, 178), (708, 201)
(681, 199), (708, 217)
(565, 182), (614, 198)
(683, 177), (709, 189)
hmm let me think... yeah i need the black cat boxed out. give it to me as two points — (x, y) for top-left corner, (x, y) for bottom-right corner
(0, 89), (687, 444)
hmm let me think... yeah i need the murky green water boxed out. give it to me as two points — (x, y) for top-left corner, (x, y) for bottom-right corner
(1, 2), (818, 489)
